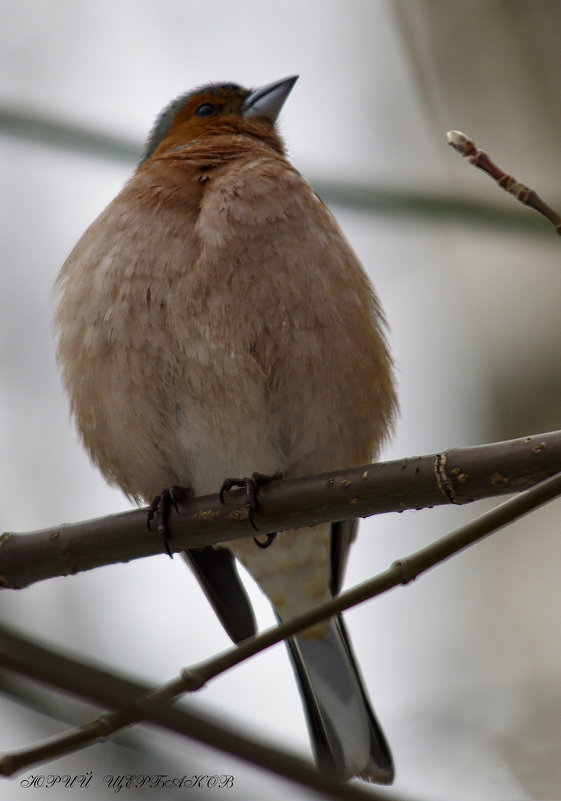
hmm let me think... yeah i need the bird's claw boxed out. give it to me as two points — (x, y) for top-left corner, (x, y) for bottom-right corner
(219, 472), (279, 548)
(253, 532), (277, 548)
(146, 485), (189, 559)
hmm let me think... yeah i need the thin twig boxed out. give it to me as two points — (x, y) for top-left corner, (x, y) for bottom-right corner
(4, 470), (561, 777)
(447, 130), (561, 235)
(0, 625), (397, 801)
(2, 430), (561, 589)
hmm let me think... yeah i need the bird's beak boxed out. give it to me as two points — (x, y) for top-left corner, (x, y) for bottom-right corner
(242, 75), (299, 123)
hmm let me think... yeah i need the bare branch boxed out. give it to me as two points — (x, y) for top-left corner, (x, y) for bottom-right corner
(2, 430), (561, 590)
(3, 469), (561, 777)
(0, 623), (395, 801)
(447, 130), (561, 235)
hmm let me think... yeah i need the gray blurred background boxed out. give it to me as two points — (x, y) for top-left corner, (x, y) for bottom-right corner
(1, 2), (561, 799)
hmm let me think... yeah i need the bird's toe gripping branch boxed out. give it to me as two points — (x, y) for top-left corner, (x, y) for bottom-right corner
(219, 472), (279, 548)
(146, 485), (189, 558)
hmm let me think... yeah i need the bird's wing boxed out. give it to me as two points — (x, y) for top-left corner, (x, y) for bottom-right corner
(330, 518), (358, 595)
(182, 547), (257, 643)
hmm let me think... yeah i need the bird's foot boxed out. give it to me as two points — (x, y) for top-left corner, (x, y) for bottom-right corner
(146, 485), (189, 559)
(219, 472), (279, 548)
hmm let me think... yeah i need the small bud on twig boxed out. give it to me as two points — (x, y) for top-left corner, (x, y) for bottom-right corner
(447, 130), (561, 236)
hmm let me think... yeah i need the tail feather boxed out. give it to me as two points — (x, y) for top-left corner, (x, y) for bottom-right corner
(285, 615), (394, 784)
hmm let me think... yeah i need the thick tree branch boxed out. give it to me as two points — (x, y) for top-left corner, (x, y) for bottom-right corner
(3, 469), (561, 778)
(2, 431), (561, 590)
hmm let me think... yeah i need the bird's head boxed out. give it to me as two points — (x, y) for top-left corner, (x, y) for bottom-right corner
(139, 75), (298, 165)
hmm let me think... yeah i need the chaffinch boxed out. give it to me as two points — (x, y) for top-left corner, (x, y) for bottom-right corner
(54, 76), (397, 783)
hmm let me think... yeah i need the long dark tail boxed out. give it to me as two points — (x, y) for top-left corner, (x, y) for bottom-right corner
(285, 614), (394, 783)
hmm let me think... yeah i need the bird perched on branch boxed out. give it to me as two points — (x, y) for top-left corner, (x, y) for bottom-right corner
(55, 76), (397, 783)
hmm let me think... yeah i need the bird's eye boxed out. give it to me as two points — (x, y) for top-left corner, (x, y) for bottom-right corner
(195, 103), (217, 118)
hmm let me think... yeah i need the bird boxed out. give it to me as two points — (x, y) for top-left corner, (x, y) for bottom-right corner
(54, 75), (398, 783)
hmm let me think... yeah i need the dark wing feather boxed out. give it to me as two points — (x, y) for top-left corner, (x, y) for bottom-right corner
(330, 518), (358, 595)
(182, 547), (257, 643)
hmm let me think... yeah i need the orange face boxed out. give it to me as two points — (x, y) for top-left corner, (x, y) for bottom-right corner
(140, 83), (285, 164)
